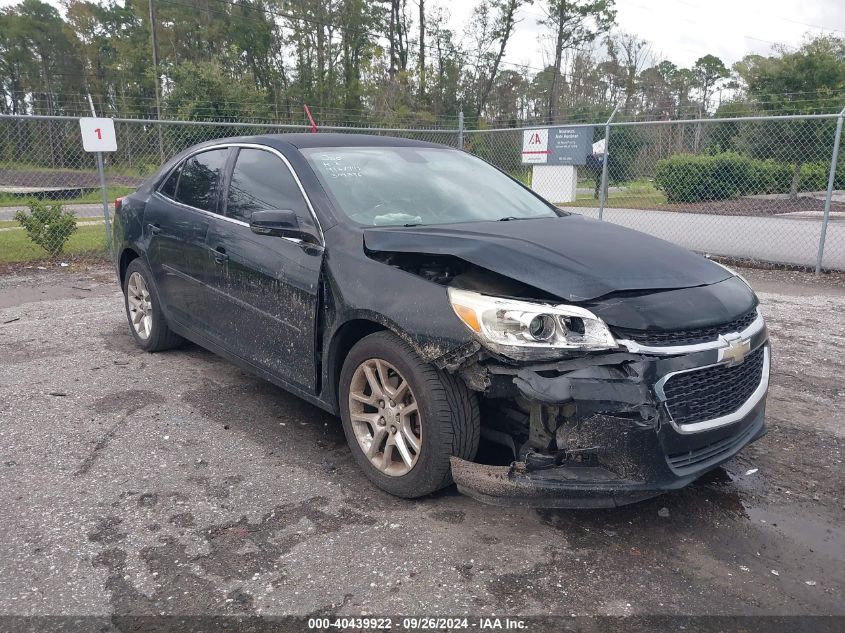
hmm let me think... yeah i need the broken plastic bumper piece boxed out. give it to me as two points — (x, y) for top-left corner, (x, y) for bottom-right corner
(452, 403), (766, 508)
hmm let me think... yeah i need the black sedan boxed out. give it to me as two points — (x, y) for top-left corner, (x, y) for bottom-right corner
(113, 134), (769, 507)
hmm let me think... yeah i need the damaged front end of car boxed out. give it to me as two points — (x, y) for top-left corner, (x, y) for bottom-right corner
(448, 326), (769, 508)
(363, 226), (770, 508)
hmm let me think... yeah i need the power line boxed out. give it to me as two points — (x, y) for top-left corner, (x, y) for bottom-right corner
(672, 0), (845, 36)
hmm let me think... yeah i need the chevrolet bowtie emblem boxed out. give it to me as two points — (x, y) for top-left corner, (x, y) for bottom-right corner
(718, 334), (751, 366)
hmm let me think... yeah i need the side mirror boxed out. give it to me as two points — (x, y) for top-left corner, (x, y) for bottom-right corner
(249, 209), (303, 239)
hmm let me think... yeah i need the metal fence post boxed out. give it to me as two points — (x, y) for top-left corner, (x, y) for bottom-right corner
(458, 111), (464, 150)
(86, 96), (113, 255)
(815, 105), (845, 274)
(96, 151), (112, 254)
(598, 102), (621, 221)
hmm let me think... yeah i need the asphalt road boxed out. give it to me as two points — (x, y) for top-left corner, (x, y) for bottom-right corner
(0, 264), (843, 623)
(572, 207), (845, 270)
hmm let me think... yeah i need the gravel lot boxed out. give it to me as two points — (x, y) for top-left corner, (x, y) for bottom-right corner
(0, 263), (843, 622)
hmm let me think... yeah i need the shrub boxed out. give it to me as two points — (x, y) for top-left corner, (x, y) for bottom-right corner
(14, 200), (78, 257)
(654, 153), (845, 203)
(746, 159), (793, 195)
(654, 152), (754, 203)
(798, 162), (835, 192)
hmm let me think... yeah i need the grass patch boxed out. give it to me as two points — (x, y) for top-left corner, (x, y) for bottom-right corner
(0, 223), (108, 263)
(0, 186), (134, 208)
(558, 179), (667, 208)
(559, 191), (668, 208)
(0, 160), (154, 178)
(0, 218), (106, 229)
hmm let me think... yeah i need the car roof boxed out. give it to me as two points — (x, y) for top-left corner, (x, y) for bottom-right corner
(194, 132), (455, 151)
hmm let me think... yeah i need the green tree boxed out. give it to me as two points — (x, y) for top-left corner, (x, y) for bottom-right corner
(540, 0), (616, 122)
(163, 60), (272, 122)
(692, 54), (728, 111)
(0, 9), (32, 114)
(471, 0), (527, 118)
(691, 54), (728, 150)
(707, 100), (755, 153)
(0, 0), (83, 117)
(734, 35), (845, 198)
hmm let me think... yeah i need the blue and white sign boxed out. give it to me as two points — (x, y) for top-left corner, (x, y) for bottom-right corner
(521, 126), (593, 165)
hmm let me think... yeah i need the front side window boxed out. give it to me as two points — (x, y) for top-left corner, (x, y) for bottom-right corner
(175, 148), (229, 213)
(226, 148), (309, 223)
(302, 147), (559, 226)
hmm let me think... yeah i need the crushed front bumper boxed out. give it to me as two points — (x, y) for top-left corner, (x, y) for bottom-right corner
(453, 316), (770, 508)
(452, 402), (766, 508)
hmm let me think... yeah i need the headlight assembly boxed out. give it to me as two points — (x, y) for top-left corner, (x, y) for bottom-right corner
(448, 288), (617, 360)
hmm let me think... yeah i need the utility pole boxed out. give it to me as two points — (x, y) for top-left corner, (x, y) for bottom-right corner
(388, 1), (397, 82)
(148, 0), (164, 161)
(418, 0), (425, 100)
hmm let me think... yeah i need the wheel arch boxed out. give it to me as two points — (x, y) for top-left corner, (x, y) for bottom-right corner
(326, 319), (387, 410)
(118, 247), (141, 288)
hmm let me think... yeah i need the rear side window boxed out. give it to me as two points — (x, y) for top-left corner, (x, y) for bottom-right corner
(175, 148), (229, 213)
(226, 148), (308, 223)
(160, 164), (180, 198)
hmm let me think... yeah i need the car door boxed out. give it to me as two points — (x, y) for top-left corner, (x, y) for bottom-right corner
(203, 146), (324, 392)
(143, 147), (230, 331)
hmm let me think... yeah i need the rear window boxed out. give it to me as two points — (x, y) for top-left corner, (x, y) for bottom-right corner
(175, 148), (229, 213)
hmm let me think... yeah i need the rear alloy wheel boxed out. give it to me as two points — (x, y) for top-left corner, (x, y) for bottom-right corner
(339, 331), (480, 498)
(122, 258), (183, 352)
(126, 271), (153, 340)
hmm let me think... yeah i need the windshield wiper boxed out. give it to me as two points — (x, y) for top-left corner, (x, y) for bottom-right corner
(497, 216), (521, 221)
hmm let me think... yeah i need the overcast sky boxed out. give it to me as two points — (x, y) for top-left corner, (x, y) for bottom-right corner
(452, 0), (845, 71)
(2, 0), (844, 71)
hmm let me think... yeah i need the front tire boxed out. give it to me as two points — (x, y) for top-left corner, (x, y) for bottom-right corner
(339, 331), (480, 498)
(122, 258), (182, 352)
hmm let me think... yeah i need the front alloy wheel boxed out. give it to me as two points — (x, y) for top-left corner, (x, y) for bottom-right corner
(348, 358), (422, 476)
(339, 331), (480, 498)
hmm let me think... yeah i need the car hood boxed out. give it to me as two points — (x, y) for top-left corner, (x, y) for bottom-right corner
(362, 215), (731, 302)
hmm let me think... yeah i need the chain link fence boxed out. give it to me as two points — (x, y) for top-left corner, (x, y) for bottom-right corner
(1, 111), (843, 271)
(0, 115), (459, 267)
(466, 111), (845, 272)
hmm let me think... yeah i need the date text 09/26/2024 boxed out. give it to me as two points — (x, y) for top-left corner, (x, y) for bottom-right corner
(307, 617), (528, 629)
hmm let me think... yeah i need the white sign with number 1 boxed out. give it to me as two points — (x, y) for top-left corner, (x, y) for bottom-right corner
(79, 117), (117, 152)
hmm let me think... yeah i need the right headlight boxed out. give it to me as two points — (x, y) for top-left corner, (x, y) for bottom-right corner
(448, 288), (617, 360)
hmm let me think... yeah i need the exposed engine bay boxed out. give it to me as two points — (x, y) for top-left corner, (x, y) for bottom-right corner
(366, 250), (553, 299)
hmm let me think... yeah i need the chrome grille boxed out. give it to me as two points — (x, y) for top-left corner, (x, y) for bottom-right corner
(662, 345), (766, 426)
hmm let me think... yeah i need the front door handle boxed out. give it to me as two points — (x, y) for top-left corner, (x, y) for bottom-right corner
(148, 223), (161, 235)
(214, 246), (228, 265)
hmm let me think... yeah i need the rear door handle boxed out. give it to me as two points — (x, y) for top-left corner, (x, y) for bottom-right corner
(214, 246), (228, 265)
(148, 223), (161, 235)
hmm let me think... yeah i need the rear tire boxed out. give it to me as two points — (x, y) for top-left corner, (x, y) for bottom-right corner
(123, 258), (182, 352)
(339, 331), (480, 498)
